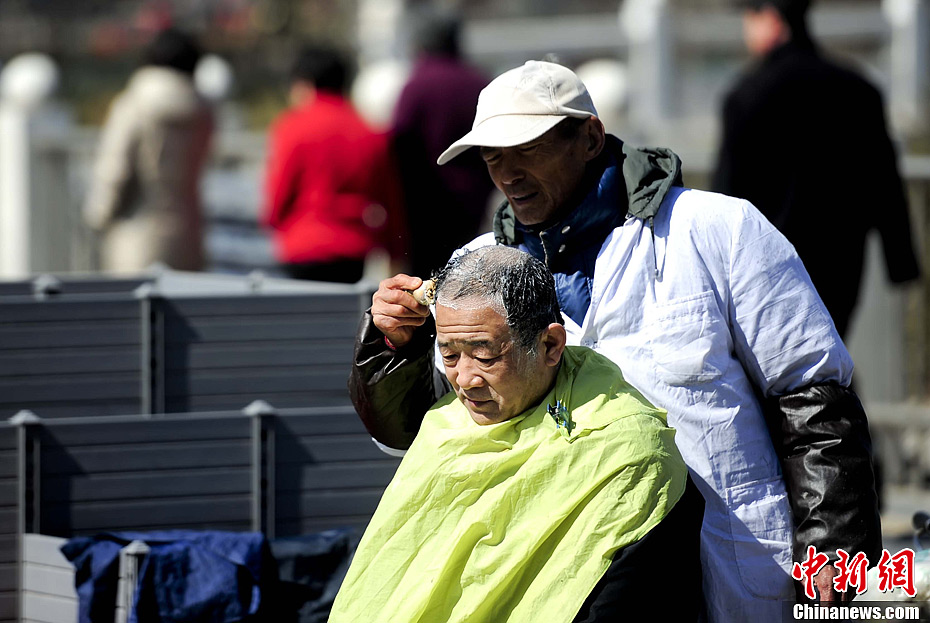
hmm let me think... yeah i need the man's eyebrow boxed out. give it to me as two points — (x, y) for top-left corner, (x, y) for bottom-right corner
(437, 338), (494, 349)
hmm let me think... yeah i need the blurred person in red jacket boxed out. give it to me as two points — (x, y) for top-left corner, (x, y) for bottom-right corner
(263, 46), (405, 283)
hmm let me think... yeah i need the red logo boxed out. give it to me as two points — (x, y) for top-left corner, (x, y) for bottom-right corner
(876, 548), (916, 597)
(792, 545), (830, 600)
(832, 549), (869, 595)
(792, 546), (916, 599)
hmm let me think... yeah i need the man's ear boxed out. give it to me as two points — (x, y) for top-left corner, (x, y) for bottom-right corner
(582, 116), (606, 162)
(541, 323), (567, 367)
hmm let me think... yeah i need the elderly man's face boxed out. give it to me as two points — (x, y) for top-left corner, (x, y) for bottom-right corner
(480, 119), (600, 226)
(436, 302), (554, 425)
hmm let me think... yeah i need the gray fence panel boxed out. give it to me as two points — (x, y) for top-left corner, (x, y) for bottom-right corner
(159, 294), (364, 413)
(42, 468), (251, 504)
(0, 375), (139, 404)
(0, 597), (14, 623)
(275, 516), (377, 537)
(0, 404), (142, 420)
(38, 416), (254, 536)
(164, 368), (351, 395)
(0, 277), (153, 298)
(40, 440), (251, 475)
(164, 316), (358, 342)
(273, 410), (400, 539)
(0, 322), (139, 349)
(0, 283), (33, 297)
(0, 427), (18, 623)
(0, 280), (371, 419)
(167, 393), (350, 412)
(0, 299), (144, 419)
(275, 461), (398, 492)
(0, 350), (138, 377)
(0, 298), (142, 323)
(274, 409), (386, 437)
(34, 416), (252, 445)
(161, 294), (365, 317)
(163, 342), (350, 369)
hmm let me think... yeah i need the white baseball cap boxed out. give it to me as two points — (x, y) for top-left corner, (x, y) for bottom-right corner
(437, 60), (598, 165)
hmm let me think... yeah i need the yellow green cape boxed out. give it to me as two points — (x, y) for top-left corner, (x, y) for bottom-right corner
(331, 346), (687, 622)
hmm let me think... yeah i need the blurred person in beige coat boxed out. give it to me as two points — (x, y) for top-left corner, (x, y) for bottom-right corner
(84, 29), (214, 273)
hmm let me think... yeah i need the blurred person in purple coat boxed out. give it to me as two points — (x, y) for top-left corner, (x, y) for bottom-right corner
(391, 8), (494, 277)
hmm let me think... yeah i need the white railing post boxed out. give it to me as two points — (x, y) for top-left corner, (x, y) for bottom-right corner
(0, 54), (59, 279)
(620, 0), (675, 138)
(883, 0), (930, 134)
(115, 540), (150, 623)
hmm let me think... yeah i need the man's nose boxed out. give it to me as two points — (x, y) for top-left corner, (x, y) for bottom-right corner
(455, 358), (485, 390)
(497, 153), (524, 186)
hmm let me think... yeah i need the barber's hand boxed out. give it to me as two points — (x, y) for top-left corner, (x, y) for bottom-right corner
(795, 566), (853, 604)
(815, 566), (852, 604)
(371, 274), (431, 349)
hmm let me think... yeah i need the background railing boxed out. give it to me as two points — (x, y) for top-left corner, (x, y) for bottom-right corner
(1, 403), (401, 623)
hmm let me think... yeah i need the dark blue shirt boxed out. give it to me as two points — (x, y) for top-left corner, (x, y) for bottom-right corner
(514, 147), (626, 326)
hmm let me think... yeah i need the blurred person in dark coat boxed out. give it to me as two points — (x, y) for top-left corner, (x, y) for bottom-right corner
(391, 9), (494, 278)
(263, 46), (405, 283)
(84, 29), (214, 273)
(713, 0), (920, 338)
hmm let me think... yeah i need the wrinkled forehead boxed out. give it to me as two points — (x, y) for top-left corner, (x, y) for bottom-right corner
(435, 291), (505, 316)
(435, 300), (511, 344)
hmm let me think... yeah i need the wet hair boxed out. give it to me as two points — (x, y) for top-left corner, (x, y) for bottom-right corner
(290, 45), (350, 93)
(434, 246), (564, 358)
(143, 29), (202, 75)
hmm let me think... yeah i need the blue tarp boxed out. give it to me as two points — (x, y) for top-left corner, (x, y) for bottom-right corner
(61, 530), (271, 623)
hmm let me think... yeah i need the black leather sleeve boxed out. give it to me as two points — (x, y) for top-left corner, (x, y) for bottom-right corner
(347, 310), (451, 451)
(765, 383), (882, 564)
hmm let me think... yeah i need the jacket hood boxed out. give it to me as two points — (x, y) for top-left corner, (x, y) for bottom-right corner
(124, 65), (206, 121)
(493, 136), (682, 244)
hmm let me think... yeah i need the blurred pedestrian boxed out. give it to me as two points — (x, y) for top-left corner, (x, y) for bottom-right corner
(391, 8), (493, 277)
(262, 46), (405, 284)
(84, 28), (214, 273)
(713, 0), (920, 338)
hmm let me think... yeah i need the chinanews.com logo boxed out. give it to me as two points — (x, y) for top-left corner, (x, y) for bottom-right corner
(793, 604), (920, 620)
(790, 546), (923, 621)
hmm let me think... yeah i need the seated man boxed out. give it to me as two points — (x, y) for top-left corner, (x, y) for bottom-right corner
(330, 246), (703, 622)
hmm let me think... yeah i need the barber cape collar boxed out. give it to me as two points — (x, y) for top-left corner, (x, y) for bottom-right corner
(330, 346), (686, 623)
(437, 60), (598, 165)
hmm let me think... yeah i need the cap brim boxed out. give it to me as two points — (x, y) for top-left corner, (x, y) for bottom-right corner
(437, 114), (568, 165)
